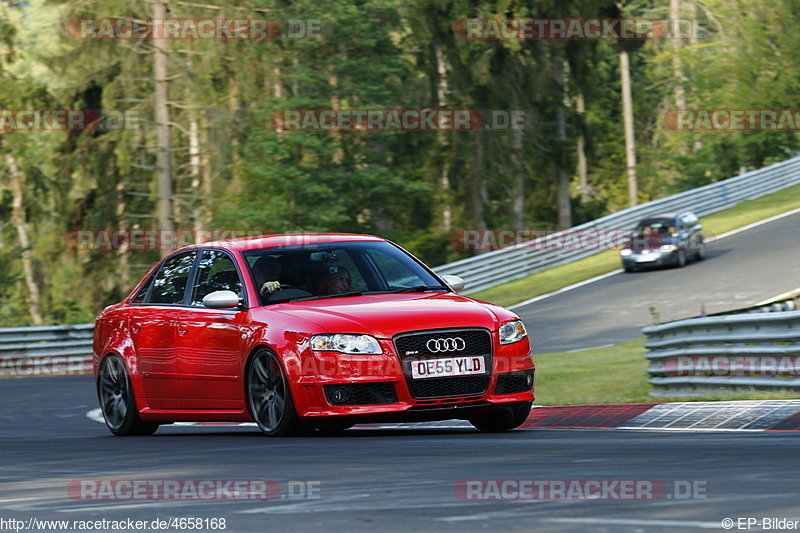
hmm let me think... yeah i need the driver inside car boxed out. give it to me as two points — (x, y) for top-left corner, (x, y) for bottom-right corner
(252, 256), (283, 295)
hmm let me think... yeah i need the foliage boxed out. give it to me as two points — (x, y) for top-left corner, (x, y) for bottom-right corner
(1, 0), (798, 325)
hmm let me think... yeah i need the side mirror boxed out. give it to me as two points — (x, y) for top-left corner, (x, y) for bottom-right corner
(671, 232), (681, 238)
(202, 290), (241, 309)
(441, 274), (467, 292)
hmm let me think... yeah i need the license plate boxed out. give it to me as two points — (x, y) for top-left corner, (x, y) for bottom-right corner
(637, 253), (658, 262)
(410, 356), (485, 379)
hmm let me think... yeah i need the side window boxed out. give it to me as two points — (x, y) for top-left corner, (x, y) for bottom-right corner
(149, 252), (196, 305)
(131, 274), (153, 303)
(190, 250), (243, 306)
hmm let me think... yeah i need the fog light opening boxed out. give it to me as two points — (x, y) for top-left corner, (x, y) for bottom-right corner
(330, 387), (351, 404)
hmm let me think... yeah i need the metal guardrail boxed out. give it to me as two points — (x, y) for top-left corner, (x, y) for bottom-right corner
(704, 293), (799, 318)
(643, 311), (800, 397)
(0, 324), (94, 377)
(434, 155), (800, 293)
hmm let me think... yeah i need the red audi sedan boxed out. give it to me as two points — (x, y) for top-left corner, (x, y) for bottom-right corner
(93, 234), (535, 436)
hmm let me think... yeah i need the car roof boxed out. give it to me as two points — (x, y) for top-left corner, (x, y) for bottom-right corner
(173, 233), (387, 254)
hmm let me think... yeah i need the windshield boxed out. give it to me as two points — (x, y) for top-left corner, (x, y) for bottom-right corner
(634, 218), (676, 237)
(242, 240), (447, 305)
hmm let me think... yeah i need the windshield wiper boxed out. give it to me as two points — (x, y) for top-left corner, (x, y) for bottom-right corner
(384, 285), (449, 293)
(267, 291), (367, 304)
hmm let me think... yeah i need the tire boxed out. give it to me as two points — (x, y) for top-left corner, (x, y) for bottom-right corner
(247, 349), (306, 436)
(468, 401), (532, 432)
(623, 264), (636, 273)
(694, 242), (705, 261)
(97, 355), (159, 436)
(675, 250), (686, 268)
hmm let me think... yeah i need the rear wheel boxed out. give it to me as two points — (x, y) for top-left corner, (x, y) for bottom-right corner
(97, 355), (158, 436)
(468, 401), (532, 432)
(247, 349), (306, 436)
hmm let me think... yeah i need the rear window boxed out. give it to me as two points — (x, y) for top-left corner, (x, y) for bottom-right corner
(149, 252), (197, 305)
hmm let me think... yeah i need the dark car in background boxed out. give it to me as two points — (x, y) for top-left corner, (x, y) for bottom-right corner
(620, 212), (705, 272)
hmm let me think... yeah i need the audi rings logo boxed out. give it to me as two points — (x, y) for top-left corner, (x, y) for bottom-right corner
(426, 337), (466, 353)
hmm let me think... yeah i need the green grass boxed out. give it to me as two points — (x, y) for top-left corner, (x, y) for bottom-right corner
(534, 338), (800, 405)
(472, 183), (800, 307)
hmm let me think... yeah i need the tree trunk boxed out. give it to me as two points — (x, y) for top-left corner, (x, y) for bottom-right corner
(576, 92), (589, 203)
(620, 49), (638, 207)
(6, 153), (43, 325)
(115, 180), (130, 292)
(153, 0), (174, 254)
(434, 44), (452, 232)
(468, 130), (487, 232)
(189, 111), (203, 231)
(510, 127), (525, 229)
(671, 0), (686, 111)
(555, 58), (571, 228)
(200, 116), (213, 229)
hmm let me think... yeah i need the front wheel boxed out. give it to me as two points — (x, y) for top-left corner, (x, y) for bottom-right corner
(97, 355), (158, 436)
(675, 250), (687, 267)
(247, 349), (306, 436)
(468, 401), (532, 432)
(694, 242), (705, 261)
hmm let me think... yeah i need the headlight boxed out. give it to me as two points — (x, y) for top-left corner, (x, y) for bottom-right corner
(310, 334), (382, 354)
(620, 248), (633, 257)
(660, 244), (677, 252)
(499, 320), (527, 345)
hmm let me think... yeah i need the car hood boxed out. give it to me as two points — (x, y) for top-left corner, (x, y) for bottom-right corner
(267, 292), (513, 339)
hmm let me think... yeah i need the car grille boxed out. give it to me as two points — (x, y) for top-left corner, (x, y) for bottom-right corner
(407, 375), (491, 399)
(324, 382), (398, 406)
(495, 370), (534, 395)
(393, 329), (492, 400)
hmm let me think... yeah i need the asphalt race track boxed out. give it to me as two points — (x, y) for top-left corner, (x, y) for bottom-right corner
(1, 376), (799, 533)
(514, 211), (800, 353)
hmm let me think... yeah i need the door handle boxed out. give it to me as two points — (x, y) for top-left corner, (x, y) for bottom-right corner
(178, 328), (188, 336)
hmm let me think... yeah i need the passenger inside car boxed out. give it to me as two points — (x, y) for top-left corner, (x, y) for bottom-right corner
(317, 267), (352, 295)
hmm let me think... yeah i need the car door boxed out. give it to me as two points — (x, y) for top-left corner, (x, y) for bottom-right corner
(177, 249), (249, 410)
(129, 250), (196, 409)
